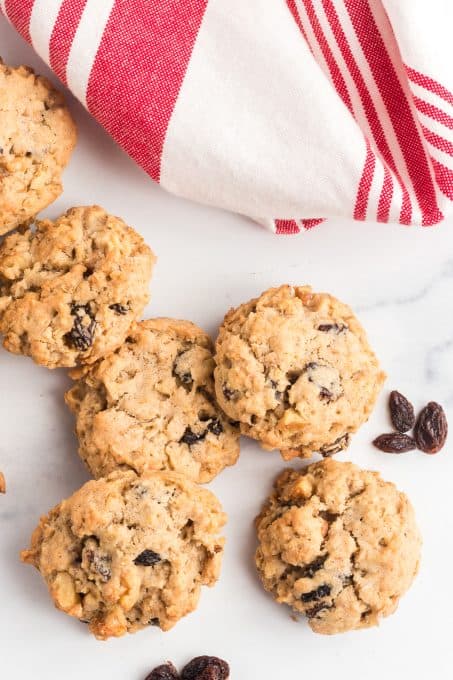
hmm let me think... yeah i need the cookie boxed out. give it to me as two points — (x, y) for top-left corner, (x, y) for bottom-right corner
(0, 206), (155, 368)
(214, 285), (385, 459)
(65, 318), (240, 483)
(0, 471), (5, 493)
(21, 469), (226, 640)
(255, 459), (421, 634)
(0, 60), (77, 234)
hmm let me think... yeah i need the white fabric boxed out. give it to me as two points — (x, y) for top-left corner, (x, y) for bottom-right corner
(161, 0), (367, 222)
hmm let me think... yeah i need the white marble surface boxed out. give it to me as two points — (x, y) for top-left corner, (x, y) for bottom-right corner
(1, 15), (452, 680)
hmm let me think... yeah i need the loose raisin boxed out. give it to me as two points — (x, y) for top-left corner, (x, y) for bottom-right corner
(134, 549), (162, 566)
(181, 656), (230, 680)
(145, 662), (179, 680)
(389, 390), (415, 433)
(414, 401), (448, 454)
(372, 433), (416, 453)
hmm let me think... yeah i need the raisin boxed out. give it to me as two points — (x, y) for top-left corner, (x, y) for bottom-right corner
(304, 362), (342, 401)
(207, 419), (223, 436)
(198, 387), (215, 405)
(179, 373), (193, 385)
(172, 351), (194, 390)
(414, 401), (448, 454)
(301, 584), (331, 603)
(222, 386), (237, 401)
(389, 390), (415, 433)
(82, 538), (111, 581)
(181, 656), (230, 680)
(306, 602), (332, 619)
(286, 370), (302, 385)
(319, 510), (338, 523)
(319, 434), (350, 457)
(319, 387), (333, 402)
(373, 433), (416, 453)
(64, 303), (96, 351)
(145, 662), (179, 680)
(305, 361), (318, 370)
(300, 554), (328, 578)
(109, 303), (129, 315)
(134, 549), (162, 566)
(88, 551), (111, 582)
(148, 618), (160, 626)
(181, 428), (206, 445)
(133, 484), (149, 498)
(317, 323), (348, 333)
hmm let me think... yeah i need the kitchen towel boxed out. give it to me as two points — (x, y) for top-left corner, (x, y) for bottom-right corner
(2, 0), (453, 233)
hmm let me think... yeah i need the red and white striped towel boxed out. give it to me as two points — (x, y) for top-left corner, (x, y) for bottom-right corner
(2, 1), (453, 234)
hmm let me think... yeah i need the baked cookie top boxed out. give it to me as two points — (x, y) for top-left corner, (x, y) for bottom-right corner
(255, 459), (421, 635)
(22, 469), (226, 640)
(0, 60), (77, 234)
(214, 285), (385, 459)
(65, 318), (240, 483)
(0, 206), (155, 368)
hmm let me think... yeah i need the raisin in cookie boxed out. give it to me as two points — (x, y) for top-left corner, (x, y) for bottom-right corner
(21, 469), (225, 640)
(255, 459), (421, 634)
(214, 285), (385, 459)
(0, 60), (77, 234)
(0, 206), (155, 368)
(65, 318), (240, 483)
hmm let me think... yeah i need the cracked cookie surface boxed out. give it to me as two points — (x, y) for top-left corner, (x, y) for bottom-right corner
(255, 459), (421, 634)
(0, 205), (155, 368)
(21, 469), (226, 640)
(214, 285), (385, 459)
(65, 318), (240, 483)
(0, 60), (77, 234)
